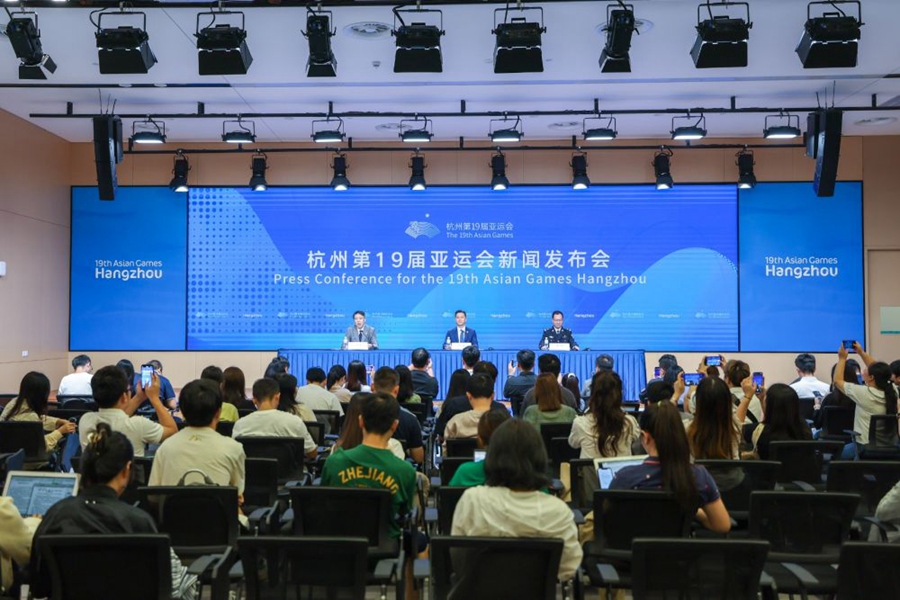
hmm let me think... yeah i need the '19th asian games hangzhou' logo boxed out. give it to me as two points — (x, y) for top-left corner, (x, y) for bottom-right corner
(405, 221), (441, 239)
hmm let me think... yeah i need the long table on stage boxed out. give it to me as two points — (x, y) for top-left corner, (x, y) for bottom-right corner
(277, 350), (647, 401)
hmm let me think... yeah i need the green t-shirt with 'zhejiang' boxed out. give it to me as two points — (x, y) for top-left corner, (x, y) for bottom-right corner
(321, 444), (417, 538)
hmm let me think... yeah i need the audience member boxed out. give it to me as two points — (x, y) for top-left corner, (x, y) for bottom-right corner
(452, 419), (583, 581)
(521, 354), (578, 412)
(133, 360), (177, 411)
(504, 349), (537, 417)
(891, 360), (900, 387)
(638, 354), (678, 404)
(562, 373), (582, 411)
(321, 392), (417, 539)
(232, 378), (317, 458)
(686, 377), (748, 491)
(200, 365), (223, 384)
(409, 348), (439, 399)
(394, 365), (422, 404)
(58, 354), (93, 397)
(461, 345), (481, 374)
(445, 374), (500, 442)
(724, 359), (762, 424)
(273, 373), (316, 422)
(811, 359), (860, 429)
(579, 354), (614, 399)
(346, 360), (371, 394)
(436, 363), (507, 439)
(789, 353), (831, 399)
(706, 365), (720, 379)
(1, 372), (76, 453)
(448, 410), (511, 487)
(0, 494), (33, 595)
(80, 366), (176, 457)
(643, 380), (675, 407)
(33, 423), (197, 600)
(333, 392), (405, 460)
(116, 359), (135, 395)
(612, 402), (730, 533)
(371, 367), (425, 464)
(523, 373), (577, 430)
(296, 367), (344, 416)
(222, 366), (254, 411)
(747, 384), (812, 460)
(201, 366), (237, 422)
(326, 364), (352, 403)
(569, 371), (639, 459)
(445, 369), (471, 400)
(875, 478), (900, 542)
(148, 380), (246, 501)
(264, 356), (290, 379)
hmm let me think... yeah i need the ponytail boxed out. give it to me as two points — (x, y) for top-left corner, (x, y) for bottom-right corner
(639, 402), (697, 513)
(869, 362), (898, 415)
(81, 423), (134, 487)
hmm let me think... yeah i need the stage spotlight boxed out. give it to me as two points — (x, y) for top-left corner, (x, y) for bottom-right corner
(409, 153), (427, 191)
(169, 151), (190, 193)
(736, 147), (756, 189)
(489, 116), (523, 143)
(222, 118), (256, 144)
(653, 147), (674, 190)
(95, 11), (157, 74)
(400, 116), (433, 143)
(599, 3), (636, 73)
(583, 115), (618, 141)
(331, 153), (350, 191)
(393, 8), (444, 73)
(571, 153), (590, 190)
(490, 151), (509, 191)
(303, 10), (337, 77)
(312, 117), (346, 144)
(249, 152), (267, 192)
(5, 14), (57, 80)
(671, 114), (707, 141)
(196, 10), (253, 75)
(492, 7), (546, 73)
(691, 2), (751, 68)
(763, 113), (802, 139)
(796, 1), (862, 68)
(130, 118), (166, 145)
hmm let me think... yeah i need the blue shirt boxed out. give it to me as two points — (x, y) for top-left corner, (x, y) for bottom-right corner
(610, 457), (721, 506)
(132, 373), (177, 410)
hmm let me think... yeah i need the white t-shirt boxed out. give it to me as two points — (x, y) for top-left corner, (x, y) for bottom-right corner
(232, 409), (316, 455)
(295, 385), (344, 415)
(568, 413), (640, 459)
(790, 376), (831, 399)
(730, 387), (763, 424)
(79, 408), (164, 457)
(149, 426), (246, 494)
(843, 382), (887, 445)
(58, 372), (93, 397)
(451, 485), (583, 581)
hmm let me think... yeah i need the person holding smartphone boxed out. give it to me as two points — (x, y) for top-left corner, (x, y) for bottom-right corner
(789, 353), (830, 400)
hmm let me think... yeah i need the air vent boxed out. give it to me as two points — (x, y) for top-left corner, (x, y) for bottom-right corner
(344, 22), (392, 39)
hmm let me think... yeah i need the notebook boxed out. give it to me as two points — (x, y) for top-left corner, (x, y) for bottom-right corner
(3, 471), (80, 516)
(595, 455), (648, 490)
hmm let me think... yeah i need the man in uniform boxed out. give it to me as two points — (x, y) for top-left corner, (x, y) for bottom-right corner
(539, 311), (579, 350)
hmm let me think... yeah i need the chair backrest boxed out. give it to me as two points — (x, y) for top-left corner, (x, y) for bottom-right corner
(0, 421), (47, 462)
(435, 486), (468, 535)
(238, 536), (368, 600)
(631, 539), (770, 600)
(539, 422), (574, 452)
(821, 407), (855, 437)
(235, 436), (307, 484)
(289, 486), (397, 560)
(137, 485), (239, 556)
(55, 396), (97, 410)
(238, 408), (255, 419)
(568, 458), (598, 512)
(797, 397), (815, 421)
(0, 449), (25, 482)
(826, 460), (900, 516)
(593, 490), (692, 554)
(868, 414), (899, 448)
(244, 457), (279, 511)
(37, 534), (171, 600)
(215, 421), (235, 437)
(439, 457), (473, 486)
(445, 438), (478, 458)
(835, 542), (900, 600)
(405, 402), (429, 426)
(430, 536), (563, 600)
(313, 409), (341, 434)
(695, 460), (781, 516)
(303, 421), (325, 446)
(120, 456), (154, 505)
(748, 491), (859, 560)
(769, 440), (843, 485)
(546, 437), (580, 476)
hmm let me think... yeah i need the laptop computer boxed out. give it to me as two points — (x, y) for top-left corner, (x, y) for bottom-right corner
(594, 455), (648, 490)
(2, 471), (80, 517)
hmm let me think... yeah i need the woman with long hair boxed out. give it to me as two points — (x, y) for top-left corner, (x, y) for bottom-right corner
(0, 372), (75, 452)
(445, 369), (471, 400)
(326, 364), (352, 403)
(569, 371), (639, 459)
(812, 359), (861, 429)
(394, 365), (422, 404)
(612, 402), (731, 533)
(332, 392), (404, 459)
(264, 356), (290, 379)
(273, 373), (316, 422)
(749, 384), (812, 459)
(345, 361), (371, 394)
(221, 367), (254, 411)
(523, 373), (577, 429)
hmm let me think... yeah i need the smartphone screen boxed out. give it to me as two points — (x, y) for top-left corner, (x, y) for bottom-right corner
(473, 450), (486, 463)
(140, 365), (154, 389)
(684, 373), (704, 386)
(653, 367), (661, 378)
(705, 355), (722, 367)
(842, 340), (856, 351)
(752, 372), (764, 388)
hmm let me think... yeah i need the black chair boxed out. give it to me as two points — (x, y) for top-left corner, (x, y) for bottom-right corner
(546, 437), (579, 479)
(243, 457), (280, 514)
(538, 422), (573, 452)
(769, 440), (843, 489)
(826, 460), (900, 517)
(798, 397), (815, 422)
(215, 421), (235, 437)
(54, 396), (96, 410)
(583, 490), (693, 593)
(237, 408), (255, 419)
(444, 438), (477, 458)
(434, 486), (467, 535)
(568, 458), (598, 515)
(313, 409), (341, 435)
(0, 449), (25, 483)
(303, 421), (325, 447)
(236, 436), (308, 485)
(430, 536), (563, 600)
(819, 406), (855, 443)
(835, 542), (900, 599)
(852, 414), (900, 460)
(695, 460), (781, 522)
(405, 403), (429, 426)
(35, 534), (173, 600)
(238, 536), (368, 600)
(439, 457), (472, 486)
(0, 422), (47, 466)
(748, 491), (859, 598)
(138, 485), (240, 558)
(120, 456), (154, 505)
(631, 539), (770, 600)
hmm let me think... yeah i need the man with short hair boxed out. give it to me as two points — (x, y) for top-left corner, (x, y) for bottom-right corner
(521, 354), (578, 412)
(438, 361), (509, 436)
(461, 345), (481, 374)
(148, 379), (246, 499)
(580, 354), (615, 399)
(789, 353), (830, 399)
(539, 311), (579, 351)
(321, 392), (417, 539)
(80, 365), (178, 457)
(444, 374), (498, 442)
(341, 310), (378, 350)
(132, 360), (178, 411)
(296, 367), (344, 415)
(442, 309), (479, 349)
(639, 354), (679, 404)
(409, 348), (439, 399)
(372, 367), (425, 465)
(58, 355), (93, 396)
(232, 378), (317, 458)
(504, 350), (537, 417)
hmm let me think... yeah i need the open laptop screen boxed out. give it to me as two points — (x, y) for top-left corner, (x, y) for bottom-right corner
(2, 471), (80, 517)
(595, 455), (648, 490)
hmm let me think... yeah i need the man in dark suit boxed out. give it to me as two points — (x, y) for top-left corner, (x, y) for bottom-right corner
(504, 349), (537, 417)
(341, 310), (378, 350)
(442, 309), (479, 349)
(539, 310), (579, 350)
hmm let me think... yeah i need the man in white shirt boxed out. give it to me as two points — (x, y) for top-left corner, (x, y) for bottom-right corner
(58, 355), (93, 397)
(79, 365), (178, 457)
(232, 378), (317, 458)
(296, 367), (344, 415)
(149, 379), (246, 499)
(789, 353), (831, 399)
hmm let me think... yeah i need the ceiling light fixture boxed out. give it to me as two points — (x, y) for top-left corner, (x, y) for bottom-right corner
(312, 117), (346, 144)
(392, 7), (445, 73)
(654, 147), (674, 190)
(409, 152), (427, 191)
(169, 150), (190, 193)
(796, 0), (862, 69)
(763, 112), (802, 139)
(489, 115), (523, 143)
(5, 12), (57, 80)
(671, 114), (708, 141)
(571, 153), (591, 190)
(691, 1), (752, 69)
(303, 9), (337, 77)
(490, 150), (509, 191)
(249, 151), (268, 191)
(492, 6), (546, 73)
(195, 10), (253, 76)
(736, 147), (756, 189)
(221, 117), (256, 144)
(599, 2), (636, 73)
(130, 117), (166, 145)
(331, 153), (350, 191)
(583, 115), (618, 141)
(95, 9), (157, 74)
(399, 116), (434, 143)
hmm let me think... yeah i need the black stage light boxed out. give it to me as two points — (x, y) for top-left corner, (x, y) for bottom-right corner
(312, 117), (346, 144)
(196, 11), (252, 76)
(400, 116), (434, 143)
(653, 147), (674, 190)
(489, 116), (523, 144)
(331, 154), (350, 191)
(690, 2), (751, 68)
(393, 8), (444, 73)
(599, 3), (635, 73)
(763, 113), (802, 139)
(95, 11), (157, 74)
(304, 10), (337, 77)
(490, 151), (509, 191)
(796, 1), (862, 68)
(222, 118), (256, 144)
(583, 115), (618, 141)
(130, 118), (166, 145)
(249, 152), (268, 192)
(736, 148), (756, 189)
(493, 7), (546, 73)
(409, 154), (427, 191)
(571, 153), (590, 190)
(671, 114), (707, 141)
(5, 14), (57, 80)
(169, 151), (190, 193)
